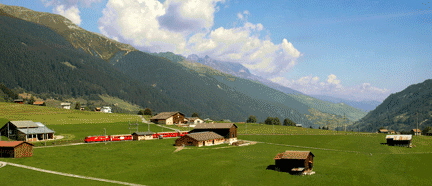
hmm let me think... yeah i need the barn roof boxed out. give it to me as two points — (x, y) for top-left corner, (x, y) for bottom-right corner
(33, 101), (45, 105)
(150, 112), (184, 120)
(274, 151), (314, 160)
(9, 121), (39, 128)
(132, 132), (154, 135)
(186, 132), (224, 141)
(194, 123), (237, 129)
(0, 141), (34, 147)
(386, 135), (412, 141)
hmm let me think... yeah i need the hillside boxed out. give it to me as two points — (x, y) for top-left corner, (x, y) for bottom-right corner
(350, 79), (432, 132)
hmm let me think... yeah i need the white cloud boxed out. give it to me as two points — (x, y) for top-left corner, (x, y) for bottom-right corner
(98, 0), (302, 76)
(271, 74), (390, 101)
(42, 0), (102, 25)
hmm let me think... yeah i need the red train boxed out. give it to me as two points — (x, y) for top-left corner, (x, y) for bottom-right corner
(84, 131), (188, 143)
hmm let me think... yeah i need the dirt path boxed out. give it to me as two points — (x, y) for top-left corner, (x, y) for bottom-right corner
(0, 161), (146, 186)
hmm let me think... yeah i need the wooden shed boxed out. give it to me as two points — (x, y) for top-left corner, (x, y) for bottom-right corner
(189, 123), (238, 143)
(175, 132), (225, 147)
(386, 135), (412, 147)
(150, 112), (186, 125)
(274, 151), (315, 175)
(0, 141), (34, 158)
(132, 132), (154, 141)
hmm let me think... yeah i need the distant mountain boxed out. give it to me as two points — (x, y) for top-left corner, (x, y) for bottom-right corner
(309, 95), (381, 111)
(350, 79), (432, 132)
(0, 3), (136, 61)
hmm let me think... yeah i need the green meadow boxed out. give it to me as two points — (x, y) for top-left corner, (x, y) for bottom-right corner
(1, 103), (432, 185)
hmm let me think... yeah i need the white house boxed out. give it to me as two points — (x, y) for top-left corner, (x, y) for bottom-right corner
(60, 103), (71, 109)
(101, 106), (112, 113)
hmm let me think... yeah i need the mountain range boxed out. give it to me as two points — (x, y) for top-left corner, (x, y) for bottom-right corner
(0, 3), (368, 126)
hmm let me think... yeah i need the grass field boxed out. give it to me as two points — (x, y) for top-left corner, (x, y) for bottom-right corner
(0, 102), (140, 125)
(1, 103), (432, 185)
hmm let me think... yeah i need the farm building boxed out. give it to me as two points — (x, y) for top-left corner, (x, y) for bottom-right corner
(426, 130), (432, 136)
(175, 132), (225, 147)
(13, 99), (24, 104)
(150, 112), (186, 125)
(274, 151), (315, 175)
(386, 135), (412, 147)
(32, 101), (45, 106)
(101, 106), (112, 113)
(411, 129), (421, 136)
(378, 129), (389, 133)
(60, 102), (71, 109)
(186, 117), (204, 125)
(132, 132), (154, 141)
(295, 124), (302, 127)
(0, 121), (55, 141)
(0, 141), (34, 158)
(189, 123), (238, 143)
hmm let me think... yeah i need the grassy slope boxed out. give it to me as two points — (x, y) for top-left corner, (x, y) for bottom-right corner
(0, 102), (140, 125)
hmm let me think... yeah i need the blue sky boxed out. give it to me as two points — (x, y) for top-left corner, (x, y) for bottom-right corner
(1, 0), (431, 102)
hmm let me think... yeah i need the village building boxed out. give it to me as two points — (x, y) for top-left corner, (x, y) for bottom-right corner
(186, 117), (204, 125)
(0, 121), (55, 141)
(295, 124), (302, 127)
(378, 129), (389, 134)
(101, 106), (112, 113)
(411, 129), (421, 136)
(132, 132), (154, 141)
(60, 102), (71, 109)
(32, 101), (45, 106)
(274, 151), (315, 175)
(189, 123), (238, 143)
(13, 99), (24, 104)
(0, 141), (34, 158)
(386, 135), (412, 147)
(150, 112), (186, 125)
(426, 130), (432, 136)
(175, 132), (225, 147)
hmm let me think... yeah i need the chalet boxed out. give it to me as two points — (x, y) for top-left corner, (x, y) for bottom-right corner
(150, 112), (186, 125)
(61, 102), (71, 109)
(0, 121), (55, 142)
(0, 141), (34, 158)
(132, 132), (154, 141)
(101, 106), (112, 113)
(386, 135), (412, 147)
(411, 129), (421, 136)
(13, 99), (24, 104)
(274, 151), (315, 175)
(175, 132), (225, 147)
(189, 123), (238, 143)
(186, 117), (204, 124)
(378, 129), (389, 134)
(32, 101), (45, 106)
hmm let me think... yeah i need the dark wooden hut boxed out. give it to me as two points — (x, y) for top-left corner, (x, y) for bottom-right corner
(274, 151), (315, 175)
(189, 123), (237, 143)
(386, 135), (412, 147)
(0, 141), (34, 158)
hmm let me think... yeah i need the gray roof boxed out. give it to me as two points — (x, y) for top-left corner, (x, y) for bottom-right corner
(18, 126), (55, 135)
(150, 112), (184, 120)
(186, 132), (224, 141)
(132, 132), (154, 135)
(194, 123), (237, 129)
(10, 121), (39, 128)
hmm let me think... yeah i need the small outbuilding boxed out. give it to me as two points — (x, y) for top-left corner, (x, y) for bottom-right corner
(295, 124), (302, 127)
(425, 130), (432, 136)
(60, 102), (71, 109)
(132, 132), (154, 141)
(274, 151), (315, 175)
(386, 135), (412, 147)
(33, 101), (45, 106)
(0, 141), (34, 158)
(378, 129), (389, 134)
(175, 132), (225, 147)
(13, 99), (24, 104)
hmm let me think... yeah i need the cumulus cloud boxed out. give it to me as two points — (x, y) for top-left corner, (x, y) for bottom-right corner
(98, 0), (301, 76)
(270, 74), (390, 101)
(42, 0), (102, 25)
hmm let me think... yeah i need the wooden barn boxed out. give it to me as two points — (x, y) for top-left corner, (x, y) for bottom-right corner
(0, 121), (55, 141)
(132, 132), (154, 141)
(32, 101), (45, 106)
(175, 132), (225, 147)
(13, 99), (24, 104)
(386, 135), (412, 147)
(150, 112), (185, 125)
(378, 129), (389, 134)
(274, 151), (315, 175)
(189, 123), (238, 143)
(0, 141), (34, 158)
(426, 130), (432, 136)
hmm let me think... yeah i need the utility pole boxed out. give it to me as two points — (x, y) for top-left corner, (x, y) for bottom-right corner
(416, 112), (419, 136)
(104, 128), (106, 136)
